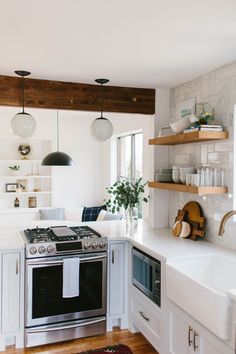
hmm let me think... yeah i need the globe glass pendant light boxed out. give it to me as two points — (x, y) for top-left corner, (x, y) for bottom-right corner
(11, 71), (37, 138)
(41, 110), (73, 166)
(90, 78), (113, 141)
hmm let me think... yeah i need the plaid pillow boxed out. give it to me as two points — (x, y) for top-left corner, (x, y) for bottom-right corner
(82, 205), (106, 222)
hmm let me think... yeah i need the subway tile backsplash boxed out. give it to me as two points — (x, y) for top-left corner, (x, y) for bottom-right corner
(168, 61), (236, 250)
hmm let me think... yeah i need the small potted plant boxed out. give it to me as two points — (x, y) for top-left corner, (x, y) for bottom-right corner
(105, 178), (148, 225)
(8, 165), (20, 176)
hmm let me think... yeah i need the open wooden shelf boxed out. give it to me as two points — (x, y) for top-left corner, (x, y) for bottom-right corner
(148, 181), (228, 195)
(149, 131), (228, 145)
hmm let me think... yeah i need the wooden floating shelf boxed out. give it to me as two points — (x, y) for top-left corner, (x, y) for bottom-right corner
(148, 181), (228, 195)
(149, 131), (228, 145)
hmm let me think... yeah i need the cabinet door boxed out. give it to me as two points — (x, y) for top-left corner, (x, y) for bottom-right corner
(109, 243), (124, 316)
(169, 309), (192, 354)
(198, 334), (233, 354)
(2, 252), (20, 333)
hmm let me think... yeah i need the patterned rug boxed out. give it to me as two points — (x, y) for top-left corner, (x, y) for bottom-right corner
(78, 344), (133, 354)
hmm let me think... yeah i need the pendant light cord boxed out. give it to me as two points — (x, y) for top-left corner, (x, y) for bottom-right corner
(100, 83), (104, 118)
(22, 74), (25, 113)
(57, 110), (59, 151)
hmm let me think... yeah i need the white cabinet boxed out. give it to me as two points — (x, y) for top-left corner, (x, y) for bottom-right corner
(2, 253), (20, 333)
(168, 302), (233, 354)
(129, 286), (164, 353)
(107, 241), (128, 331)
(0, 250), (24, 351)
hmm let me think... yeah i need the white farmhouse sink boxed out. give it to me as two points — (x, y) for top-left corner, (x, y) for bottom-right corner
(166, 254), (236, 340)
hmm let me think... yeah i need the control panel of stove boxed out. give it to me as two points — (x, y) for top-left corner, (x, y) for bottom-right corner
(22, 226), (108, 258)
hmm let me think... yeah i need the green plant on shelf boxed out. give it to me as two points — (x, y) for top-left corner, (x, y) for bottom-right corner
(8, 165), (20, 171)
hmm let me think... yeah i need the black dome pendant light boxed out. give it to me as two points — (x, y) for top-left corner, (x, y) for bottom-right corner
(41, 110), (73, 166)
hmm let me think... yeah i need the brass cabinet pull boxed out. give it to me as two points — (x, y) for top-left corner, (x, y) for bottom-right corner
(16, 259), (19, 275)
(188, 326), (193, 346)
(193, 330), (198, 351)
(139, 311), (150, 322)
(112, 250), (115, 264)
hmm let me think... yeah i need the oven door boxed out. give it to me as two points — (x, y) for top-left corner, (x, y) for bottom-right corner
(25, 252), (107, 327)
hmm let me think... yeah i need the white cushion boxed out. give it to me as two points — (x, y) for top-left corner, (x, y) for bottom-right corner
(96, 209), (107, 221)
(64, 207), (84, 222)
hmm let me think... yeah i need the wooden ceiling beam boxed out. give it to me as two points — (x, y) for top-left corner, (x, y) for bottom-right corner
(0, 75), (155, 115)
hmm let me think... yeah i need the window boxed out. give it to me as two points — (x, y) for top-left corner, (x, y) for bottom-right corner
(117, 132), (143, 181)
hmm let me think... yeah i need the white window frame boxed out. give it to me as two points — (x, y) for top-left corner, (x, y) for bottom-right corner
(117, 132), (143, 182)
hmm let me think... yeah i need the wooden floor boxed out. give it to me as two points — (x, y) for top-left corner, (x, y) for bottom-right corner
(4, 329), (158, 354)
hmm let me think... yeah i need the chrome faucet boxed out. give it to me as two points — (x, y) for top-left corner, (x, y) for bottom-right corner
(218, 210), (236, 236)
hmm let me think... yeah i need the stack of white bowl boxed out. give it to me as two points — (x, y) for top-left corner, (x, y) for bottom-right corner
(172, 166), (195, 184)
(180, 167), (195, 184)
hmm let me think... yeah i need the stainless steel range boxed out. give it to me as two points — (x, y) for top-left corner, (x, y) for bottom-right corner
(21, 225), (107, 348)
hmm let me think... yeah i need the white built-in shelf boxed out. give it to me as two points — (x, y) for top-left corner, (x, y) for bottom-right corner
(0, 175), (52, 179)
(0, 207), (53, 214)
(0, 159), (42, 163)
(0, 191), (52, 196)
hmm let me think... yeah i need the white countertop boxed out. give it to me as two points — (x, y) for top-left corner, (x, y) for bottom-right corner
(0, 218), (234, 260)
(0, 226), (25, 251)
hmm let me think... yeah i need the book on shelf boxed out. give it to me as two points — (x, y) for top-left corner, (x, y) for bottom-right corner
(183, 125), (223, 133)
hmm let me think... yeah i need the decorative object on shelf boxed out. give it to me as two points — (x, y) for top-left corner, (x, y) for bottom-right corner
(14, 197), (20, 208)
(41, 110), (73, 166)
(5, 183), (18, 192)
(170, 116), (192, 134)
(195, 102), (215, 125)
(33, 178), (41, 192)
(105, 178), (148, 226)
(8, 165), (20, 176)
(90, 78), (113, 141)
(172, 201), (206, 241)
(176, 98), (195, 119)
(16, 179), (28, 192)
(28, 196), (37, 208)
(11, 70), (37, 138)
(158, 126), (173, 137)
(18, 143), (31, 159)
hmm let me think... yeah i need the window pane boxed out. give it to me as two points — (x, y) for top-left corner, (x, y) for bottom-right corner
(135, 133), (143, 179)
(119, 135), (132, 179)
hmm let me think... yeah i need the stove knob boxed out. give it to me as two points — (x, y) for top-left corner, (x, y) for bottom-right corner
(47, 245), (54, 253)
(84, 243), (91, 249)
(92, 242), (98, 249)
(99, 242), (106, 248)
(38, 246), (46, 254)
(29, 246), (37, 255)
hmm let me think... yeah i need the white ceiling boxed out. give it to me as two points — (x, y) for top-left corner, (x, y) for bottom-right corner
(1, 0), (236, 88)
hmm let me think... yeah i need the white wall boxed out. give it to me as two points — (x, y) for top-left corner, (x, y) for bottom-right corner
(0, 106), (154, 224)
(169, 61), (236, 250)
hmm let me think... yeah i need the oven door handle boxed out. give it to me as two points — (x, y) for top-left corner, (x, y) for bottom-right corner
(27, 254), (107, 266)
(26, 317), (106, 333)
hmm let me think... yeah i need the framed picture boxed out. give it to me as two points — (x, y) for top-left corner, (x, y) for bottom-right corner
(176, 98), (195, 119)
(6, 183), (18, 192)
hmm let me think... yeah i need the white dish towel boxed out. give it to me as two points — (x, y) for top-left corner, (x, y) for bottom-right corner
(62, 257), (80, 298)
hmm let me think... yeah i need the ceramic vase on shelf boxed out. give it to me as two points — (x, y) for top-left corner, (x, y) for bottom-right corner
(125, 206), (138, 227)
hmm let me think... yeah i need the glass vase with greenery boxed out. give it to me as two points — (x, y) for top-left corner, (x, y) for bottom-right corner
(105, 178), (148, 225)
